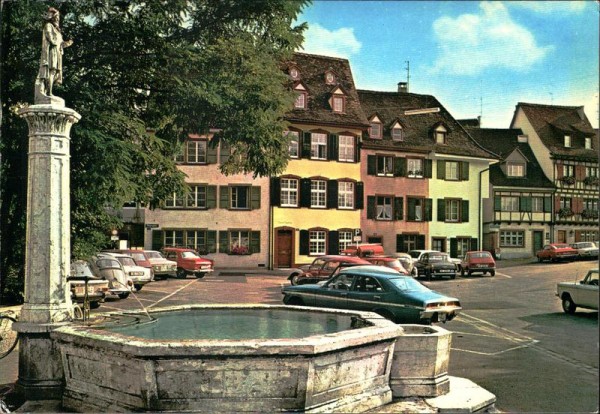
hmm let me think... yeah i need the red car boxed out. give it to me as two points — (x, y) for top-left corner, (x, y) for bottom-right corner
(162, 247), (214, 279)
(288, 255), (370, 285)
(536, 243), (578, 263)
(364, 256), (408, 274)
(460, 251), (496, 277)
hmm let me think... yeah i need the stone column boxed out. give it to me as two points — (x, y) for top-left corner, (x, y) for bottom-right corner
(13, 103), (81, 400)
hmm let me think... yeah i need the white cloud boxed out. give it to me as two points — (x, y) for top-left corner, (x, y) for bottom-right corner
(508, 1), (587, 14)
(430, 2), (554, 76)
(299, 23), (362, 58)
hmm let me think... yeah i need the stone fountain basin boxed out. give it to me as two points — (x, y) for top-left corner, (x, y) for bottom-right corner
(52, 304), (403, 413)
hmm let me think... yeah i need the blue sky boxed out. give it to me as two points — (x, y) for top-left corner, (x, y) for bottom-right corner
(297, 1), (599, 128)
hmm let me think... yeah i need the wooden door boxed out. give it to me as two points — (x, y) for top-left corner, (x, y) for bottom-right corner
(557, 230), (566, 243)
(277, 229), (293, 268)
(533, 231), (544, 254)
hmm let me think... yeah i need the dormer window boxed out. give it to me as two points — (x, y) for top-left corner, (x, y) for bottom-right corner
(289, 67), (300, 80)
(585, 137), (592, 149)
(435, 125), (447, 144)
(330, 87), (346, 113)
(518, 135), (528, 143)
(293, 82), (307, 109)
(369, 115), (382, 139)
(325, 71), (335, 84)
(507, 163), (525, 177)
(392, 122), (404, 141)
(564, 135), (571, 148)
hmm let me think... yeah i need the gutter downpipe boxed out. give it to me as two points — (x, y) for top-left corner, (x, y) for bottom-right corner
(479, 167), (490, 250)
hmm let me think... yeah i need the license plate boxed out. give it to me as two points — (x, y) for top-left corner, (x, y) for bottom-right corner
(440, 269), (452, 273)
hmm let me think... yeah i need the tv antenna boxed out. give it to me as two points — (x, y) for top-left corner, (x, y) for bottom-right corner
(405, 60), (410, 91)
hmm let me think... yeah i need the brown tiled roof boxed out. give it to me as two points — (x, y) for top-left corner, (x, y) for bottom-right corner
(514, 102), (598, 161)
(284, 53), (369, 129)
(469, 128), (554, 189)
(457, 118), (481, 128)
(357, 90), (497, 159)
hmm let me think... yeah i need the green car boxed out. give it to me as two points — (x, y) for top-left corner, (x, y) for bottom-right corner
(282, 265), (461, 324)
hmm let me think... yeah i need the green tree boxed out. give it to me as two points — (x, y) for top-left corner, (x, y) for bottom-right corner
(0, 0), (308, 302)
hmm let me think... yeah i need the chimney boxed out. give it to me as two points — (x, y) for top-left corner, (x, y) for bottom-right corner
(397, 82), (408, 93)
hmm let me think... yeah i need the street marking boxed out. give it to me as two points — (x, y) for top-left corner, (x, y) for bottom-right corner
(495, 272), (512, 278)
(452, 340), (539, 356)
(147, 279), (200, 309)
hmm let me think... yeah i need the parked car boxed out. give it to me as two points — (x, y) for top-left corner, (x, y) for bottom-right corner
(536, 243), (578, 263)
(341, 243), (384, 258)
(393, 253), (414, 276)
(407, 250), (440, 276)
(103, 252), (153, 290)
(364, 256), (408, 274)
(414, 252), (457, 281)
(69, 260), (109, 309)
(288, 255), (370, 285)
(144, 250), (177, 279)
(162, 247), (214, 279)
(88, 254), (133, 299)
(104, 249), (154, 277)
(569, 242), (599, 260)
(460, 251), (496, 277)
(282, 265), (462, 324)
(556, 269), (599, 314)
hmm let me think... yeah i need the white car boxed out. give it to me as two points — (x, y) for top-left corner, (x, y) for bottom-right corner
(89, 254), (133, 299)
(104, 252), (153, 291)
(144, 250), (177, 280)
(556, 269), (599, 314)
(569, 242), (599, 260)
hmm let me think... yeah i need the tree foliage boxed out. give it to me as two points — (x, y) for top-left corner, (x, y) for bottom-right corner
(0, 0), (308, 302)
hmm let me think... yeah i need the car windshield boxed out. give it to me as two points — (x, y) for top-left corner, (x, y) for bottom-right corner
(470, 252), (492, 259)
(576, 242), (595, 248)
(130, 252), (146, 262)
(117, 257), (136, 266)
(96, 258), (121, 268)
(145, 251), (164, 259)
(553, 244), (570, 249)
(384, 259), (402, 268)
(408, 251), (422, 259)
(428, 254), (447, 262)
(181, 251), (200, 259)
(389, 277), (429, 292)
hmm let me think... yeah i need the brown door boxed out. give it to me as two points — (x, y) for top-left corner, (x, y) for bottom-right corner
(557, 230), (566, 243)
(277, 230), (293, 268)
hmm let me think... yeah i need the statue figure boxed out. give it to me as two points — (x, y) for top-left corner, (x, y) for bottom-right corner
(35, 7), (73, 104)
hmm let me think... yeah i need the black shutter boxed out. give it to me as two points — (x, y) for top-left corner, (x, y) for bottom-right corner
(206, 231), (217, 253)
(299, 230), (309, 255)
(300, 178), (312, 208)
(206, 141), (218, 164)
(394, 197), (403, 220)
(355, 182), (364, 209)
(219, 141), (231, 164)
(250, 231), (260, 254)
(437, 199), (446, 221)
(494, 195), (501, 211)
(206, 186), (217, 209)
(450, 238), (458, 258)
(470, 238), (479, 251)
(296, 130), (303, 159)
(394, 157), (406, 177)
(328, 231), (340, 254)
(417, 235), (426, 250)
(544, 196), (552, 212)
(302, 132), (311, 158)
(219, 186), (229, 209)
(367, 196), (376, 219)
(460, 162), (470, 181)
(424, 198), (433, 221)
(328, 134), (338, 161)
(396, 234), (405, 252)
(367, 155), (376, 175)
(250, 186), (261, 210)
(520, 196), (530, 212)
(152, 230), (163, 250)
(407, 198), (416, 221)
(270, 178), (281, 206)
(461, 200), (469, 222)
(327, 180), (338, 209)
(437, 160), (446, 179)
(218, 231), (229, 253)
(424, 159), (433, 178)
(354, 136), (360, 162)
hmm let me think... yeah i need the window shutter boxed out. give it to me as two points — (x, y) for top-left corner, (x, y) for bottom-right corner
(206, 186), (217, 209)
(354, 136), (361, 162)
(300, 178), (311, 208)
(296, 130), (303, 160)
(407, 198), (416, 221)
(270, 178), (281, 206)
(461, 200), (469, 222)
(218, 231), (229, 253)
(328, 231), (339, 254)
(367, 196), (376, 219)
(207, 142), (218, 164)
(367, 155), (376, 175)
(328, 134), (338, 161)
(250, 186), (261, 210)
(417, 235), (426, 250)
(424, 198), (433, 221)
(355, 182), (364, 209)
(327, 180), (338, 209)
(151, 230), (163, 250)
(556, 162), (563, 179)
(573, 197), (583, 214)
(299, 230), (309, 255)
(460, 162), (470, 181)
(470, 238), (479, 251)
(206, 231), (217, 253)
(555, 196), (561, 212)
(437, 199), (446, 221)
(302, 132), (312, 158)
(450, 238), (458, 258)
(520, 196), (531, 212)
(424, 159), (433, 178)
(494, 195), (501, 211)
(394, 197), (403, 220)
(394, 157), (406, 177)
(219, 186), (229, 209)
(250, 231), (260, 253)
(575, 165), (585, 181)
(544, 196), (552, 213)
(396, 234), (405, 252)
(437, 160), (446, 179)
(219, 141), (231, 164)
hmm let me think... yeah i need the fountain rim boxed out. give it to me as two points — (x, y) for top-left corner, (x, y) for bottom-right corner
(52, 304), (404, 357)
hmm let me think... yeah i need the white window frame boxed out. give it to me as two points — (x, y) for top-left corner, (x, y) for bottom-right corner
(369, 122), (382, 139)
(310, 180), (326, 208)
(564, 135), (571, 148)
(500, 231), (524, 247)
(586, 166), (598, 177)
(332, 96), (344, 113)
(392, 126), (403, 141)
(294, 92), (306, 109)
(584, 198), (598, 211)
(338, 135), (354, 162)
(376, 196), (392, 220)
(560, 197), (572, 210)
(377, 155), (394, 176)
(187, 185), (207, 208)
(186, 140), (207, 164)
(456, 237), (471, 258)
(281, 178), (298, 207)
(185, 230), (206, 251)
(507, 163), (524, 177)
(309, 230), (326, 255)
(338, 181), (354, 209)
(585, 137), (592, 149)
(286, 130), (299, 158)
(230, 186), (250, 210)
(435, 125), (447, 144)
(563, 164), (574, 177)
(311, 133), (327, 160)
(446, 161), (459, 180)
(531, 197), (544, 212)
(164, 230), (184, 246)
(165, 192), (184, 208)
(501, 196), (519, 212)
(407, 158), (423, 178)
(445, 199), (460, 222)
(338, 231), (353, 253)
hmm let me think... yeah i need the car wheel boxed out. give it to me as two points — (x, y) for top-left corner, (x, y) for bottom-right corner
(561, 295), (576, 314)
(89, 301), (101, 309)
(490, 270), (495, 277)
(134, 284), (143, 291)
(411, 267), (418, 278)
(195, 273), (205, 279)
(450, 272), (456, 280)
(537, 255), (542, 262)
(467, 270), (472, 277)
(460, 267), (465, 277)
(287, 296), (304, 306)
(426, 270), (432, 281)
(176, 268), (186, 279)
(118, 292), (130, 300)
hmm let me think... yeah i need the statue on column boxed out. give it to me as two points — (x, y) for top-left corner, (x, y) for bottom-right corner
(34, 7), (73, 105)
